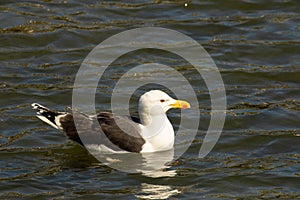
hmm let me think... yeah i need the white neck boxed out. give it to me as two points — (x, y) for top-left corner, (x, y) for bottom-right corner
(139, 113), (175, 152)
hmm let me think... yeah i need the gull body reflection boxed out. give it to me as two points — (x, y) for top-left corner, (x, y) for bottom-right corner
(89, 148), (176, 178)
(136, 183), (180, 199)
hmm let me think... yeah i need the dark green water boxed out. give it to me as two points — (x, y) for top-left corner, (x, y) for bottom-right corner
(1, 1), (299, 199)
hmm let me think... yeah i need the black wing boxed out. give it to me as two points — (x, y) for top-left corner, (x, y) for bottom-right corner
(97, 112), (145, 153)
(59, 111), (145, 153)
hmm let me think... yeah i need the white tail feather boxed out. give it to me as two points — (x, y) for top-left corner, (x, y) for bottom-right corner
(36, 115), (59, 129)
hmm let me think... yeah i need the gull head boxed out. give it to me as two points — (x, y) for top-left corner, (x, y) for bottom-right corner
(139, 90), (190, 116)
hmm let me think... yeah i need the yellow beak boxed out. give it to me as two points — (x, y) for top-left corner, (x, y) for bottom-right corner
(170, 100), (191, 109)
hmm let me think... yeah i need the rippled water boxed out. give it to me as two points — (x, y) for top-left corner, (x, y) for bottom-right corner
(1, 1), (299, 199)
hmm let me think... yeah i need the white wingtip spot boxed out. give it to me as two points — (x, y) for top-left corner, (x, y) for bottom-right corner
(31, 103), (48, 110)
(31, 103), (39, 109)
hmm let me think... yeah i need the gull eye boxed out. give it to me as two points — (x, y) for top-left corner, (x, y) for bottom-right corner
(160, 99), (165, 103)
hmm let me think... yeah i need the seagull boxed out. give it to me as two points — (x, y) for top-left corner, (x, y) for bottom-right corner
(31, 90), (190, 153)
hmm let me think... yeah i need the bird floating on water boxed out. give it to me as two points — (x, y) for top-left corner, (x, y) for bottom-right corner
(32, 90), (190, 153)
